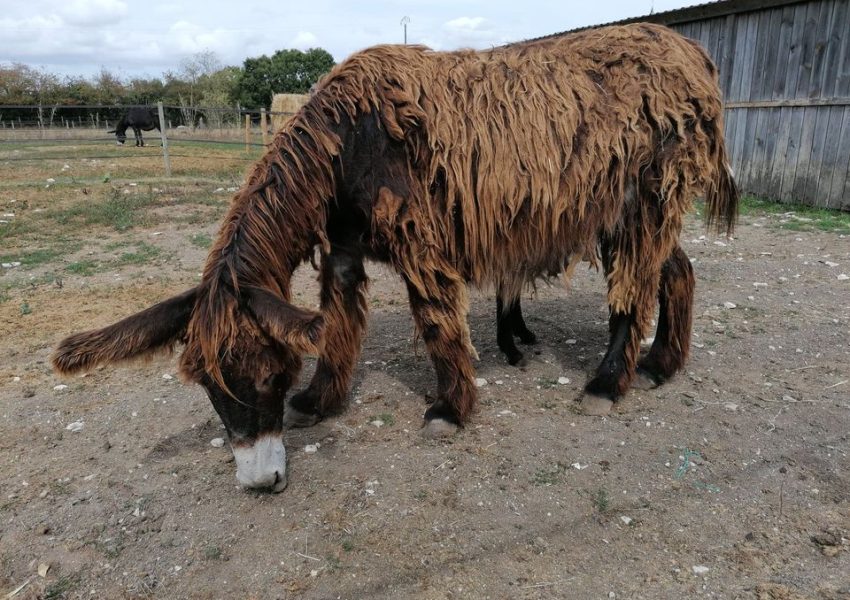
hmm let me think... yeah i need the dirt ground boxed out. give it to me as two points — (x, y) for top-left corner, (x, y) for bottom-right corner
(1, 150), (849, 598)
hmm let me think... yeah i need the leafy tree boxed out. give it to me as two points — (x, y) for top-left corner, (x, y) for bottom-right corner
(236, 48), (334, 108)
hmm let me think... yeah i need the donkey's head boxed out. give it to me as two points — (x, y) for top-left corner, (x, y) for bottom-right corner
(52, 285), (324, 493)
(107, 125), (128, 145)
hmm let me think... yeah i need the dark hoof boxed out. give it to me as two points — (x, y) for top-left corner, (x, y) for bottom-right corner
(282, 405), (321, 429)
(506, 351), (528, 367)
(584, 374), (619, 400)
(421, 418), (458, 438)
(517, 330), (537, 345)
(579, 394), (614, 416)
(632, 366), (662, 391)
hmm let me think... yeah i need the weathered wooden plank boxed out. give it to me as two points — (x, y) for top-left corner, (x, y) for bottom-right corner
(726, 98), (850, 107)
(780, 107), (807, 201)
(794, 2), (823, 99)
(720, 13), (738, 94)
(727, 14), (751, 102)
(783, 3), (810, 100)
(823, 0), (848, 97)
(771, 6), (797, 99)
(749, 10), (772, 100)
(807, 0), (836, 98)
(768, 106), (794, 199)
(826, 105), (850, 207)
(750, 108), (773, 196)
(791, 106), (820, 202)
(758, 7), (783, 101)
(708, 17), (723, 64)
(722, 109), (739, 174)
(740, 106), (765, 195)
(804, 107), (832, 206)
(833, 0), (850, 97)
(739, 13), (760, 101)
(817, 106), (847, 206)
(727, 108), (749, 179)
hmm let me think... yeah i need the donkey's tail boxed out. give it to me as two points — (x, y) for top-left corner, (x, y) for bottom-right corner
(106, 129), (116, 134)
(704, 142), (739, 237)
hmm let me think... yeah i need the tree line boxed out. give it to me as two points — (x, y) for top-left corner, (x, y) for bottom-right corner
(0, 48), (335, 128)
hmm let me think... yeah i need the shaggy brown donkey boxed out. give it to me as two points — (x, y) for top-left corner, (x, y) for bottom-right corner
(53, 23), (737, 491)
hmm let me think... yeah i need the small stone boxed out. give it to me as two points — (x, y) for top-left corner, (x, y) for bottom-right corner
(38, 562), (50, 577)
(210, 438), (225, 448)
(723, 302), (736, 309)
(65, 420), (84, 432)
(566, 339), (577, 345)
(371, 420), (384, 428)
(495, 380), (504, 385)
(474, 378), (488, 387)
(824, 261), (839, 267)
(53, 384), (68, 391)
(310, 569), (319, 577)
(692, 565), (710, 575)
(174, 565), (181, 572)
(782, 395), (797, 403)
(753, 282), (768, 287)
(571, 462), (588, 470)
(620, 516), (633, 525)
(557, 377), (570, 385)
(304, 444), (319, 453)
(162, 373), (173, 380)
(838, 274), (849, 281)
(46, 178), (55, 183)
(724, 403), (738, 411)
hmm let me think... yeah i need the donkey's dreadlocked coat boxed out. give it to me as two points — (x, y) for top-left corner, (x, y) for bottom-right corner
(189, 23), (734, 419)
(54, 24), (737, 489)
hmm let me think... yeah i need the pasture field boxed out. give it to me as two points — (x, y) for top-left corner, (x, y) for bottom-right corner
(1, 142), (849, 599)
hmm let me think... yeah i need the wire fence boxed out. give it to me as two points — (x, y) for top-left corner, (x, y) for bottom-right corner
(0, 103), (297, 175)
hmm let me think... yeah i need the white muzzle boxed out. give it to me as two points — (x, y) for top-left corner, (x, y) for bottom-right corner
(232, 433), (287, 492)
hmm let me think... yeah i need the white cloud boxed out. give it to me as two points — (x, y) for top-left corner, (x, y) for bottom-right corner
(444, 16), (486, 31)
(440, 16), (498, 48)
(62, 0), (128, 27)
(290, 31), (318, 50)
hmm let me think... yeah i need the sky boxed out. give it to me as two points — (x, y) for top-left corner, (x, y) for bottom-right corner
(0, 0), (701, 79)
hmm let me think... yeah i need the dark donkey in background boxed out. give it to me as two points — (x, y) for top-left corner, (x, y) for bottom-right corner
(54, 23), (738, 492)
(108, 106), (161, 146)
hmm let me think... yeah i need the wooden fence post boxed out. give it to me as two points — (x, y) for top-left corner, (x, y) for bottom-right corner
(158, 102), (172, 177)
(260, 108), (269, 146)
(244, 114), (250, 152)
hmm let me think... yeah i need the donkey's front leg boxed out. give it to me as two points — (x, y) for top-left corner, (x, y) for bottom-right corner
(284, 246), (368, 428)
(405, 273), (477, 438)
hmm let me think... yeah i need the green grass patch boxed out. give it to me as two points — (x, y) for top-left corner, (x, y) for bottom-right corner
(738, 195), (850, 234)
(113, 241), (161, 266)
(48, 187), (158, 231)
(0, 247), (64, 269)
(531, 462), (567, 486)
(65, 259), (99, 276)
(190, 232), (213, 248)
(44, 573), (81, 600)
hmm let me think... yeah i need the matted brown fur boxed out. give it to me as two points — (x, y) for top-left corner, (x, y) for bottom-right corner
(178, 23), (736, 411)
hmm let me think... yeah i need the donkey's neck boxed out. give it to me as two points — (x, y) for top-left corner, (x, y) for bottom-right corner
(203, 106), (341, 299)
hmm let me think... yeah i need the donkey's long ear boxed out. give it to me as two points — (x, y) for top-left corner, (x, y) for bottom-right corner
(53, 287), (198, 375)
(246, 288), (324, 354)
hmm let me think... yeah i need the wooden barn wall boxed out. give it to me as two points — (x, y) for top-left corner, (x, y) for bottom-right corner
(670, 0), (850, 209)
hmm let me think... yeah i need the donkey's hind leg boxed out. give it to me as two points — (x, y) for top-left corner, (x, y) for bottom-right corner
(584, 198), (679, 401)
(497, 295), (527, 366)
(636, 244), (694, 387)
(283, 246), (368, 428)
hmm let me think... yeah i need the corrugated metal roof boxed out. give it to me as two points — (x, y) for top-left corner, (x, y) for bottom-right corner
(515, 0), (809, 44)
